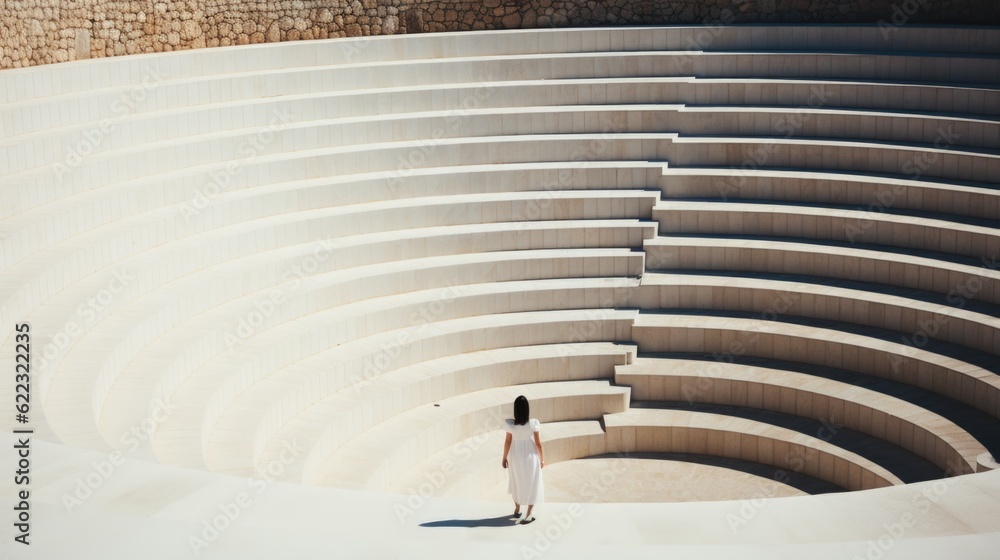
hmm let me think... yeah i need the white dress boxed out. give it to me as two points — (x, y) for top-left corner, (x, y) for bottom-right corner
(504, 418), (544, 505)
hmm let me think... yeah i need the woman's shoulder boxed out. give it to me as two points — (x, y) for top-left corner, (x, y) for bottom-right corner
(529, 418), (541, 430)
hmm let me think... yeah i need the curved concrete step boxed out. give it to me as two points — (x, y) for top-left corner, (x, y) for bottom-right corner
(2, 188), (658, 277)
(630, 310), (1000, 420)
(653, 200), (1000, 260)
(6, 186), (657, 278)
(11, 214), (655, 383)
(603, 407), (902, 491)
(250, 343), (634, 479)
(73, 273), (640, 449)
(635, 400), (946, 484)
(9, 108), (1000, 199)
(615, 356), (983, 475)
(632, 271), (1000, 356)
(5, 25), (995, 102)
(7, 46), (997, 119)
(148, 307), (637, 468)
(199, 285), (640, 471)
(0, 161), (664, 266)
(390, 421), (847, 502)
(312, 380), (630, 490)
(10, 102), (997, 178)
(644, 236), (1000, 306)
(7, 77), (996, 148)
(4, 104), (687, 179)
(658, 167), (1000, 220)
(2, 133), (677, 218)
(668, 135), (1000, 183)
(674, 105), (999, 149)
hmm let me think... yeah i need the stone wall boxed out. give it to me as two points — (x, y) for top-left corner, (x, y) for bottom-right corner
(1, 0), (997, 69)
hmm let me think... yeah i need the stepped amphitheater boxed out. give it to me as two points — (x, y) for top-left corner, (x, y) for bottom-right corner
(2, 22), (1000, 560)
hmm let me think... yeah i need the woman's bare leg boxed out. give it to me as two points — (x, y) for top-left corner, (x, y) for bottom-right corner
(513, 502), (520, 516)
(524, 505), (534, 519)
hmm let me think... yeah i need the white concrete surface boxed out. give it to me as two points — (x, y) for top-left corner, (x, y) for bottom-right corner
(2, 25), (999, 559)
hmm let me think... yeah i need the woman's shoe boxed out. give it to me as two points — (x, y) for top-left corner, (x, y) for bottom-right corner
(519, 516), (536, 525)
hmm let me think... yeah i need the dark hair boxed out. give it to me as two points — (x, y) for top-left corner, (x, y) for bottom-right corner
(513, 395), (529, 426)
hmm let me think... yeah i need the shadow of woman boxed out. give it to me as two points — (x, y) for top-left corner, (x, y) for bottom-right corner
(419, 515), (518, 528)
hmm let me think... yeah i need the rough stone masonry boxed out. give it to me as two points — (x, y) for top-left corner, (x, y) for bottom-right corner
(0, 0), (997, 69)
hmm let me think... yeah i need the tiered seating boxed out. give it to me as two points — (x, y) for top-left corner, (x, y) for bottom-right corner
(313, 379), (630, 490)
(259, 344), (629, 480)
(630, 313), (1000, 425)
(602, 408), (901, 491)
(195, 307), (637, 474)
(615, 357), (983, 477)
(1, 26), (998, 525)
(654, 201), (1000, 259)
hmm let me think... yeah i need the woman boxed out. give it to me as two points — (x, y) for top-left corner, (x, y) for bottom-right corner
(501, 395), (544, 524)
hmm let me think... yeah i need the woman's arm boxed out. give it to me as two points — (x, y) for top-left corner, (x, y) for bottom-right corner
(533, 431), (544, 468)
(502, 432), (512, 468)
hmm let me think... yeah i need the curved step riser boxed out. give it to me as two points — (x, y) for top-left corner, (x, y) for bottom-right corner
(252, 349), (628, 471)
(27, 231), (647, 400)
(5, 25), (995, 102)
(667, 139), (999, 184)
(147, 311), (637, 467)
(607, 424), (894, 491)
(5, 135), (677, 209)
(654, 206), (1000, 261)
(8, 218), (655, 358)
(645, 240), (1000, 307)
(310, 386), (631, 490)
(13, 133), (996, 214)
(198, 292), (639, 465)
(630, 282), (1000, 357)
(659, 172), (1000, 221)
(617, 369), (977, 475)
(11, 106), (996, 176)
(4, 163), (664, 262)
(8, 81), (1000, 150)
(8, 48), (998, 114)
(88, 262), (642, 439)
(631, 322), (1000, 420)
